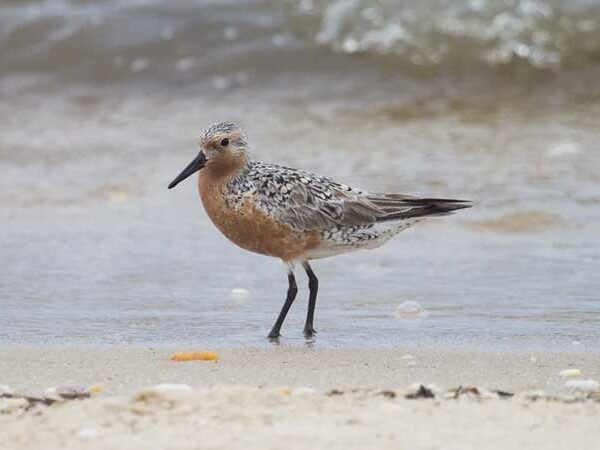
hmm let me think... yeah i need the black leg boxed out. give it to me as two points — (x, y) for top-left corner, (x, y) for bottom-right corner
(268, 266), (298, 339)
(302, 261), (318, 338)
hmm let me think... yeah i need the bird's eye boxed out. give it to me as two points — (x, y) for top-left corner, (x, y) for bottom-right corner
(220, 138), (229, 147)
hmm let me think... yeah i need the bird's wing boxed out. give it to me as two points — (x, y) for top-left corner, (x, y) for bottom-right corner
(249, 163), (377, 231)
(363, 193), (472, 221)
(249, 163), (471, 232)
(275, 179), (379, 231)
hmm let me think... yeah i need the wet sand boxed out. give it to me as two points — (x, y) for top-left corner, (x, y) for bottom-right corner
(1, 347), (600, 450)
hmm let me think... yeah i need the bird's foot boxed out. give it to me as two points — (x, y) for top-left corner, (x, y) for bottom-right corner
(303, 327), (317, 339)
(268, 330), (281, 342)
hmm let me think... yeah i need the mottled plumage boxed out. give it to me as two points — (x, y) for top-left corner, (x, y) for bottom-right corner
(168, 121), (472, 339)
(224, 160), (470, 259)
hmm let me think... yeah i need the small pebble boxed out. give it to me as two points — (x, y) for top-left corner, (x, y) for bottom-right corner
(559, 369), (582, 378)
(565, 379), (599, 392)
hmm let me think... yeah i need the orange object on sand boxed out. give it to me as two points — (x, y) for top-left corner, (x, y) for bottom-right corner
(89, 384), (104, 394)
(170, 351), (219, 362)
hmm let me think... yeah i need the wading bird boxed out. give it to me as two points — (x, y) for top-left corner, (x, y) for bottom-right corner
(168, 122), (471, 339)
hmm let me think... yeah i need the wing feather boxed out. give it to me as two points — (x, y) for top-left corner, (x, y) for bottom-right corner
(247, 163), (471, 232)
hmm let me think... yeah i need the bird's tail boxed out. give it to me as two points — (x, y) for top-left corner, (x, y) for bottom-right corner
(367, 194), (473, 223)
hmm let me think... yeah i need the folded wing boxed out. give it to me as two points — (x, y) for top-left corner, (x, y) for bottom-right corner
(251, 164), (471, 232)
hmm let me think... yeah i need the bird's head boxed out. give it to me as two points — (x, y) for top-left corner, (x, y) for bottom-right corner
(168, 121), (248, 189)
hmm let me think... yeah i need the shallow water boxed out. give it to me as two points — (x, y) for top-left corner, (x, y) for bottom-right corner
(1, 0), (599, 351)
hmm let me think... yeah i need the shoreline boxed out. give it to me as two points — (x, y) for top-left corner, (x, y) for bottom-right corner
(1, 346), (598, 395)
(2, 347), (599, 449)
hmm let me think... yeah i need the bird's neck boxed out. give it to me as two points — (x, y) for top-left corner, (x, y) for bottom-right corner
(198, 152), (250, 196)
(202, 151), (249, 183)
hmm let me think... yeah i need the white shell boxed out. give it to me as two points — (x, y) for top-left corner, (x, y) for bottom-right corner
(559, 369), (582, 378)
(565, 379), (599, 392)
(395, 301), (430, 319)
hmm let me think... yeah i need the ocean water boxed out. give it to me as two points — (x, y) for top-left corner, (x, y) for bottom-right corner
(1, 0), (599, 350)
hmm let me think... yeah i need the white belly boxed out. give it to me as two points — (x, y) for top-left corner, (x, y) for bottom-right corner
(305, 219), (423, 260)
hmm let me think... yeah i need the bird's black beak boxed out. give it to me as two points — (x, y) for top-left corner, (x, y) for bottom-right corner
(168, 151), (207, 189)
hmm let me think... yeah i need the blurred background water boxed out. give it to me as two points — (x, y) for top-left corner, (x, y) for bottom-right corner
(0, 0), (599, 350)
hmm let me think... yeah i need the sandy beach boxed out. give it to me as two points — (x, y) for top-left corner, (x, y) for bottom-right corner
(2, 0), (600, 448)
(1, 347), (600, 450)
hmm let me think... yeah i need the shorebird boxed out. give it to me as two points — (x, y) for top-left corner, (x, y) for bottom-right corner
(168, 121), (471, 339)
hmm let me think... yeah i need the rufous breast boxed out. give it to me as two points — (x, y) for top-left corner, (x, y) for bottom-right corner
(198, 173), (319, 262)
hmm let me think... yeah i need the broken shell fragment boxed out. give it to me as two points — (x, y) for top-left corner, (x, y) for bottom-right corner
(89, 384), (104, 394)
(406, 384), (435, 399)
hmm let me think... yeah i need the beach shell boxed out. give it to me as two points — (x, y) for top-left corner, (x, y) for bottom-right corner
(0, 384), (14, 397)
(152, 384), (193, 394)
(395, 301), (430, 319)
(0, 397), (28, 413)
(405, 384), (435, 399)
(44, 386), (91, 401)
(559, 369), (582, 378)
(523, 389), (547, 401)
(89, 384), (104, 394)
(448, 385), (480, 399)
(230, 288), (250, 303)
(291, 387), (317, 397)
(493, 390), (514, 398)
(170, 351), (219, 362)
(76, 428), (100, 439)
(565, 379), (599, 392)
